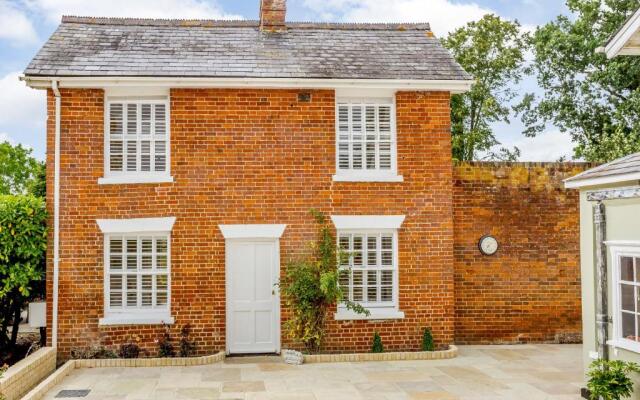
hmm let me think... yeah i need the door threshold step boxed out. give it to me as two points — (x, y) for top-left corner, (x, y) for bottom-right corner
(225, 354), (282, 364)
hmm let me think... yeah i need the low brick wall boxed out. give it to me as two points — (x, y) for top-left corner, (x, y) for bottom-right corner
(303, 345), (458, 363)
(453, 162), (593, 344)
(0, 347), (56, 400)
(21, 351), (226, 400)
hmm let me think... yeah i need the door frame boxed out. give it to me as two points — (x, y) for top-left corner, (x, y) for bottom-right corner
(219, 224), (286, 355)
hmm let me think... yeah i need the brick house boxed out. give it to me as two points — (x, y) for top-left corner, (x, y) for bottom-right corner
(22, 0), (583, 360)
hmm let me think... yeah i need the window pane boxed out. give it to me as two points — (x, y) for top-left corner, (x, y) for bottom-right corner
(622, 256), (634, 281)
(636, 258), (640, 282)
(353, 236), (363, 266)
(622, 284), (635, 312)
(157, 292), (168, 306)
(367, 236), (377, 266)
(109, 104), (123, 135)
(338, 143), (349, 170)
(110, 238), (122, 253)
(156, 238), (168, 253)
(155, 141), (166, 172)
(379, 142), (391, 170)
(352, 143), (362, 169)
(126, 141), (137, 172)
(352, 270), (363, 302)
(141, 104), (151, 134)
(109, 140), (123, 172)
(366, 142), (376, 169)
(338, 105), (349, 132)
(157, 274), (168, 291)
(110, 292), (122, 308)
(126, 275), (137, 307)
(141, 141), (151, 172)
(127, 104), (137, 134)
(352, 106), (362, 133)
(367, 270), (378, 302)
(110, 275), (122, 291)
(379, 106), (391, 132)
(339, 269), (349, 300)
(622, 312), (636, 341)
(110, 255), (123, 270)
(157, 254), (167, 269)
(154, 104), (166, 135)
(381, 270), (393, 302)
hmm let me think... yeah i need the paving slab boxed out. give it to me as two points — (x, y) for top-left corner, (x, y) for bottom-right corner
(42, 344), (584, 400)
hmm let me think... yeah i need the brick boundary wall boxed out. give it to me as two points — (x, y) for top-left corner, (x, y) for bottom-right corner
(453, 161), (594, 344)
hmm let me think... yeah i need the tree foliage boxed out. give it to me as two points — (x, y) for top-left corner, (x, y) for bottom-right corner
(0, 195), (47, 350)
(0, 142), (45, 197)
(443, 14), (527, 161)
(280, 210), (368, 353)
(520, 0), (640, 162)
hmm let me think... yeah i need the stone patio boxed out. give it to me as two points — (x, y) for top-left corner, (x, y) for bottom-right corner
(42, 344), (584, 400)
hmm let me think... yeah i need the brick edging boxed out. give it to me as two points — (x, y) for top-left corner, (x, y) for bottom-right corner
(20, 351), (226, 400)
(302, 345), (457, 363)
(72, 350), (225, 368)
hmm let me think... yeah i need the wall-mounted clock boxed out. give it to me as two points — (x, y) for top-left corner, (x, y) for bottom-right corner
(478, 235), (499, 256)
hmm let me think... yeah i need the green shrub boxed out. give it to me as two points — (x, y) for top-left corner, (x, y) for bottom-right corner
(280, 210), (368, 353)
(587, 359), (640, 400)
(157, 324), (175, 357)
(179, 324), (196, 357)
(421, 327), (435, 351)
(372, 332), (384, 353)
(70, 345), (117, 360)
(119, 336), (141, 359)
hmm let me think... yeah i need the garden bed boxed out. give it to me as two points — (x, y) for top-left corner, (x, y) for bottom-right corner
(301, 345), (457, 363)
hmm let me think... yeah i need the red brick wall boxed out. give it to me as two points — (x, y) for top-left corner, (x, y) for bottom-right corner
(46, 88), (455, 359)
(452, 162), (590, 344)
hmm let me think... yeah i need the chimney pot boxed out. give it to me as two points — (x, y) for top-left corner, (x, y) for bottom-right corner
(260, 0), (286, 31)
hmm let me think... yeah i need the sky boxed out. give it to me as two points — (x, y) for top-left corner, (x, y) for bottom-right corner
(0, 0), (575, 161)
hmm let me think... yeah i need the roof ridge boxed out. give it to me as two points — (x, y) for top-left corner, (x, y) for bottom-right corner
(60, 16), (431, 30)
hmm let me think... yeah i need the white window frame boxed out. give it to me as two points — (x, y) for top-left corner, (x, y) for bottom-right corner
(332, 215), (405, 320)
(100, 96), (173, 185)
(607, 241), (640, 353)
(97, 217), (175, 325)
(333, 97), (403, 182)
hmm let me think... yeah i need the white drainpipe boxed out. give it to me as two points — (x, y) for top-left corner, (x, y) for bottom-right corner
(51, 80), (61, 349)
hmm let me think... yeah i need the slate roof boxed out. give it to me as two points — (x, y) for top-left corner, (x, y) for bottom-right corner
(565, 152), (640, 184)
(24, 16), (472, 81)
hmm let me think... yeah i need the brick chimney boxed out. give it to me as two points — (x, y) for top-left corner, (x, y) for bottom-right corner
(260, 0), (286, 31)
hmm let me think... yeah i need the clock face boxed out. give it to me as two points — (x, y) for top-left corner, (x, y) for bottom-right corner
(479, 235), (498, 256)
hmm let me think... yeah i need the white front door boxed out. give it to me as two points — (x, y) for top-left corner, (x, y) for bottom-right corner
(226, 240), (280, 354)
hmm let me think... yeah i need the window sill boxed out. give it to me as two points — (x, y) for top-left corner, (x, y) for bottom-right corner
(332, 173), (404, 183)
(99, 313), (174, 326)
(607, 338), (640, 354)
(98, 175), (174, 185)
(334, 309), (405, 321)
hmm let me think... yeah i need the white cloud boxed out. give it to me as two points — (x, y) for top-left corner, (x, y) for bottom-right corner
(508, 130), (576, 161)
(0, 72), (45, 127)
(21, 0), (243, 23)
(302, 0), (494, 36)
(0, 2), (38, 45)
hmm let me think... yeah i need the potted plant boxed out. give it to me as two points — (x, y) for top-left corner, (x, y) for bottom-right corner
(587, 359), (640, 400)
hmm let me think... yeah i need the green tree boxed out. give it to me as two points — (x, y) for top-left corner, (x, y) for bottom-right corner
(520, 0), (640, 162)
(0, 142), (45, 197)
(0, 195), (47, 351)
(443, 14), (527, 161)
